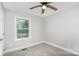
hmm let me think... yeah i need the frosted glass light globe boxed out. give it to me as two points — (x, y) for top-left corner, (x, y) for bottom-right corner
(42, 5), (47, 9)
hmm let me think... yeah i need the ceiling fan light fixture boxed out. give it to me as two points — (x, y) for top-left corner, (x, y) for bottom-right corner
(30, 2), (58, 14)
(42, 5), (47, 9)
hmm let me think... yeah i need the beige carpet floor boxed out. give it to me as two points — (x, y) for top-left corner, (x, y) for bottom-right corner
(4, 43), (76, 56)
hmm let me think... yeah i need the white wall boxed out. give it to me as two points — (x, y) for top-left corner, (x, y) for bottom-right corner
(0, 3), (4, 39)
(0, 3), (4, 55)
(45, 4), (79, 53)
(4, 9), (43, 52)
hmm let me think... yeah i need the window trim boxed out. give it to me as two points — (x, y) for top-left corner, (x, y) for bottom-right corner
(15, 16), (31, 41)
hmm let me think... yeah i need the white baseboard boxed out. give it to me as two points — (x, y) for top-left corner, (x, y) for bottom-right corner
(4, 41), (79, 56)
(43, 41), (79, 56)
(4, 41), (44, 54)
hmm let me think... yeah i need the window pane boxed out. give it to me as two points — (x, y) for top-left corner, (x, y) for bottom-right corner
(17, 29), (29, 38)
(17, 18), (29, 29)
(16, 18), (29, 38)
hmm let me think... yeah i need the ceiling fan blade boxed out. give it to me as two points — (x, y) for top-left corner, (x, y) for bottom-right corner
(46, 2), (52, 4)
(47, 5), (58, 11)
(42, 9), (45, 14)
(30, 5), (41, 9)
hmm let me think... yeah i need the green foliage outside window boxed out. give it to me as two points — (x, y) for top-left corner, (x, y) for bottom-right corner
(16, 18), (29, 38)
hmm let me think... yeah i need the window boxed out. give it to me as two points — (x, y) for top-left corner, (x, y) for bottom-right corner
(15, 17), (31, 40)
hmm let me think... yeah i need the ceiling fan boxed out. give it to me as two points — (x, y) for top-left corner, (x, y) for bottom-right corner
(30, 2), (58, 14)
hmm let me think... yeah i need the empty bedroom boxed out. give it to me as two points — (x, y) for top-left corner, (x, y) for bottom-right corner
(0, 1), (79, 56)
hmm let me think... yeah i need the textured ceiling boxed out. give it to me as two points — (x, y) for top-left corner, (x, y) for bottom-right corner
(2, 2), (79, 17)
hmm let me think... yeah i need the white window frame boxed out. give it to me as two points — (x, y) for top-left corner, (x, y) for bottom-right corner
(15, 16), (31, 41)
